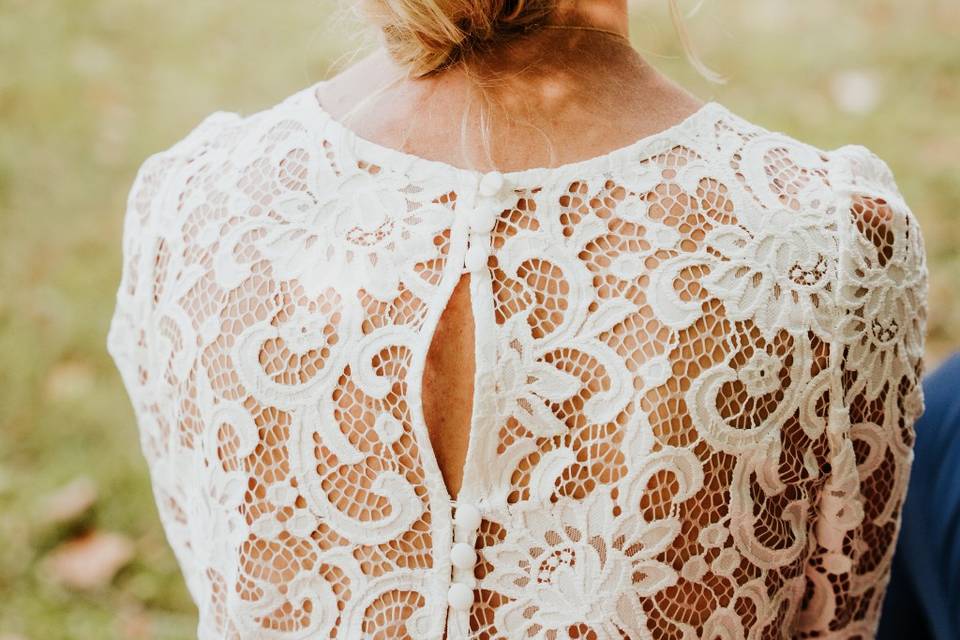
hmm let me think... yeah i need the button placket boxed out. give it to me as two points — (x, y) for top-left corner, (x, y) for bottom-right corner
(446, 500), (482, 613)
(464, 171), (506, 274)
(445, 172), (503, 630)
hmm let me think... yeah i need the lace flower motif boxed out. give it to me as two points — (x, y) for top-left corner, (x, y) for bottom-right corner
(481, 486), (679, 638)
(259, 164), (451, 301)
(838, 205), (926, 399)
(703, 208), (836, 337)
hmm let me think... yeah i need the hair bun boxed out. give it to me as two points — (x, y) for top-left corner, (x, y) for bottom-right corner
(361, 0), (558, 77)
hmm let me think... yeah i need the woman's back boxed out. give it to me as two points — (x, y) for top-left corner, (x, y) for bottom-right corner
(323, 36), (706, 502)
(106, 6), (928, 640)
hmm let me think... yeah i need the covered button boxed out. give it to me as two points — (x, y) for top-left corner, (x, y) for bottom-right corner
(447, 582), (474, 611)
(451, 542), (477, 569)
(453, 503), (482, 530)
(478, 171), (505, 197)
(464, 244), (489, 273)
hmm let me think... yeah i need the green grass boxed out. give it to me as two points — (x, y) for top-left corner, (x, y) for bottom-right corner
(1, 1), (957, 637)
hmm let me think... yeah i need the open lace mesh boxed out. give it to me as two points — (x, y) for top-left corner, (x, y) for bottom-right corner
(107, 83), (927, 639)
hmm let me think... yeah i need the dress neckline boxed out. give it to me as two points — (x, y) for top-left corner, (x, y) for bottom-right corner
(302, 78), (726, 185)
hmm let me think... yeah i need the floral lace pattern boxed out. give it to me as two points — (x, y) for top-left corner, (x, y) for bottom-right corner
(107, 80), (927, 639)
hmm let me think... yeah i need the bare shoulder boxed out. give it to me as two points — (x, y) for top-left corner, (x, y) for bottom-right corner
(316, 48), (404, 121)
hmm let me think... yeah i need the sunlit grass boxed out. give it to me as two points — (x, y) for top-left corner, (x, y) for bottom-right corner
(0, 1), (956, 636)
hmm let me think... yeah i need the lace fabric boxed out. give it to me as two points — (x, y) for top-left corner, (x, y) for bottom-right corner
(106, 79), (928, 639)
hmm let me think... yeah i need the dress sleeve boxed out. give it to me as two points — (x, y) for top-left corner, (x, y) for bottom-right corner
(106, 110), (240, 392)
(105, 145), (176, 423)
(104, 109), (241, 604)
(794, 144), (929, 637)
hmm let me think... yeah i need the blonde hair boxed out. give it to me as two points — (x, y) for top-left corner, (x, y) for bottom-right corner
(340, 0), (723, 171)
(358, 0), (723, 83)
(360, 0), (556, 77)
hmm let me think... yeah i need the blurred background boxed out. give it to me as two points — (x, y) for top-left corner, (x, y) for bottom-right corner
(0, 0), (957, 638)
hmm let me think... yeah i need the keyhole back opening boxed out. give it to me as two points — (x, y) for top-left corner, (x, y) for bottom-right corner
(421, 272), (478, 503)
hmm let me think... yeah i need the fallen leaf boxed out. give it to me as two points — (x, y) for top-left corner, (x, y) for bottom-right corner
(44, 360), (95, 402)
(40, 476), (98, 525)
(42, 530), (135, 591)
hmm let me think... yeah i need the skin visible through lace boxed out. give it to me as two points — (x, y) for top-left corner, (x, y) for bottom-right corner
(108, 82), (927, 637)
(110, 106), (922, 640)
(422, 273), (476, 501)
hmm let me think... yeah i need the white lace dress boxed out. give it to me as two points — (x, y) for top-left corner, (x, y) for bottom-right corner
(106, 79), (928, 640)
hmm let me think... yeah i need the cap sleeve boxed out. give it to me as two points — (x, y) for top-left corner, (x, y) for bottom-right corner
(795, 144), (928, 637)
(104, 109), (241, 603)
(106, 110), (239, 402)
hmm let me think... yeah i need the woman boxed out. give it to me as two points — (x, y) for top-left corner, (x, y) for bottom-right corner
(106, 1), (929, 638)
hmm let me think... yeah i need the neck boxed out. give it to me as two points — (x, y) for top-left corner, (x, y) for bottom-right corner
(547, 0), (630, 39)
(372, 0), (641, 90)
(452, 0), (636, 76)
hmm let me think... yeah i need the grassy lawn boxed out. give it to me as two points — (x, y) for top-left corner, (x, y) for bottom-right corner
(0, 1), (956, 637)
